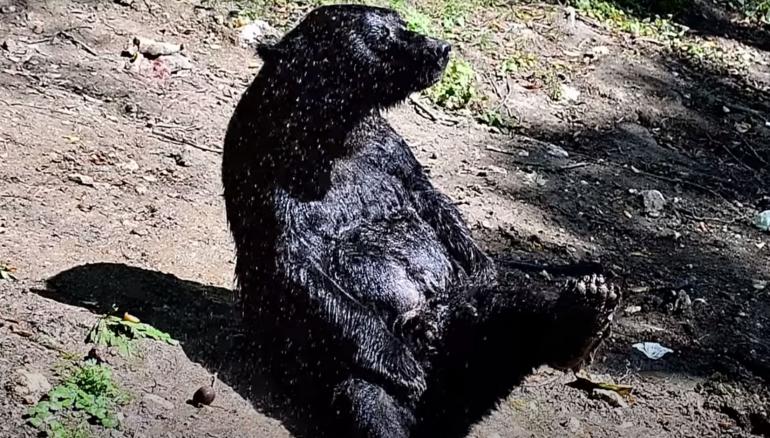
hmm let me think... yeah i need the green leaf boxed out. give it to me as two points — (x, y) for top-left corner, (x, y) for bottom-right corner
(27, 416), (44, 429)
(100, 415), (119, 429)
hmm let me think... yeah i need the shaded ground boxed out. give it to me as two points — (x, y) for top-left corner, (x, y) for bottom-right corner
(1, 0), (769, 437)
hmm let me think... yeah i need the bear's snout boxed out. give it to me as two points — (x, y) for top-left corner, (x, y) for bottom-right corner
(425, 38), (451, 63)
(434, 41), (451, 59)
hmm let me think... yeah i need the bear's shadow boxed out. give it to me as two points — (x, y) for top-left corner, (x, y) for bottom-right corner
(38, 262), (322, 438)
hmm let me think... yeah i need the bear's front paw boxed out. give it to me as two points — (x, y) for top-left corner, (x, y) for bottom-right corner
(392, 348), (427, 397)
(547, 274), (620, 371)
(370, 340), (427, 399)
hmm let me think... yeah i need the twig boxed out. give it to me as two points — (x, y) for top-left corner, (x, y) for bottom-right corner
(736, 132), (769, 167)
(57, 31), (99, 57)
(560, 161), (589, 170)
(0, 98), (77, 116)
(153, 122), (198, 131)
(675, 206), (747, 225)
(719, 142), (757, 174)
(407, 95), (458, 126)
(0, 314), (21, 325)
(486, 146), (591, 172)
(485, 145), (517, 156)
(23, 25), (93, 45)
(483, 72), (511, 113)
(150, 129), (223, 154)
(409, 94), (437, 122)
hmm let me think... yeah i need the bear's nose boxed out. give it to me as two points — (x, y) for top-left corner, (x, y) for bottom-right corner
(436, 41), (451, 58)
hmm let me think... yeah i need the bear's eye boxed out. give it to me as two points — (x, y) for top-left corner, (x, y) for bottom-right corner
(377, 26), (391, 44)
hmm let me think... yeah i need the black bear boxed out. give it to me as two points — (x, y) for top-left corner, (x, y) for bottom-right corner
(221, 5), (619, 437)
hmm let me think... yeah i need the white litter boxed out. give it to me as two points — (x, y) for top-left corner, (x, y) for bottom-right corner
(632, 342), (674, 360)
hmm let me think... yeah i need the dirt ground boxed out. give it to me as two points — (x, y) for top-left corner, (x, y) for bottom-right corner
(1, 0), (770, 437)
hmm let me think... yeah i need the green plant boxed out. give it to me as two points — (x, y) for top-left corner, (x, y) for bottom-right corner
(571, 0), (745, 70)
(477, 109), (518, 131)
(388, 0), (437, 35)
(501, 51), (539, 74)
(86, 314), (178, 358)
(426, 56), (477, 110)
(436, 0), (472, 32)
(26, 362), (129, 437)
(733, 0), (770, 23)
(542, 71), (563, 101)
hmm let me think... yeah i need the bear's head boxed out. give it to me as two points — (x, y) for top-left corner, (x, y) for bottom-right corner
(257, 4), (452, 108)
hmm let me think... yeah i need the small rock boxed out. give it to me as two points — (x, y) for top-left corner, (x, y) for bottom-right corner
(590, 45), (610, 57)
(142, 175), (158, 182)
(239, 20), (280, 49)
(544, 143), (569, 159)
(591, 388), (628, 408)
(171, 151), (192, 167)
(130, 228), (148, 237)
(640, 189), (666, 217)
(68, 173), (95, 187)
(135, 185), (147, 195)
(143, 393), (174, 411)
(565, 417), (582, 433)
(2, 38), (17, 52)
(752, 279), (768, 291)
(118, 159), (140, 172)
(11, 371), (52, 404)
(560, 84), (580, 102)
(133, 36), (182, 57)
(1, 5), (17, 13)
(163, 53), (193, 73)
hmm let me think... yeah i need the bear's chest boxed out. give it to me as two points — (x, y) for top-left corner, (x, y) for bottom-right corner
(295, 155), (413, 235)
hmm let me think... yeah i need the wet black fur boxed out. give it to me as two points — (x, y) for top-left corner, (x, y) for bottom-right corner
(222, 5), (618, 437)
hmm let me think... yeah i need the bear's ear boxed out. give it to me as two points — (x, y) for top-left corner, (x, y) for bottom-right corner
(256, 43), (285, 64)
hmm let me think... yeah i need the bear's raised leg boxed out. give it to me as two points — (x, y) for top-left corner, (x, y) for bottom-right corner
(414, 273), (620, 438)
(332, 378), (415, 438)
(546, 274), (618, 371)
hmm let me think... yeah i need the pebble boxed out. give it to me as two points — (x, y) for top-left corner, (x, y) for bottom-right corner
(142, 393), (174, 412)
(545, 143), (569, 159)
(68, 173), (95, 187)
(592, 388), (629, 408)
(11, 370), (51, 405)
(640, 189), (666, 217)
